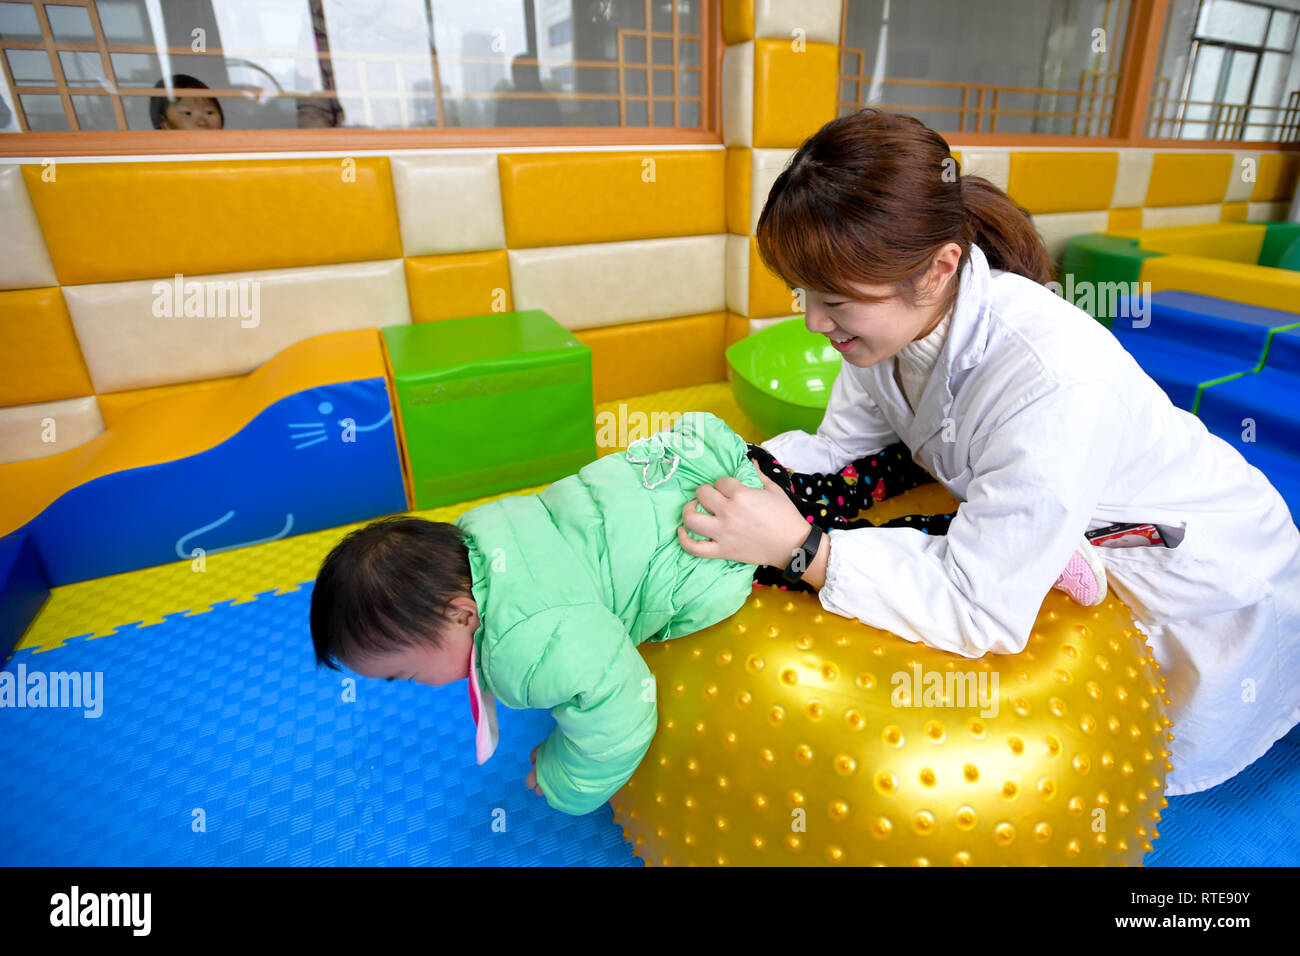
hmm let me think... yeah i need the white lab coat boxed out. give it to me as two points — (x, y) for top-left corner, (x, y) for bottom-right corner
(761, 243), (1300, 796)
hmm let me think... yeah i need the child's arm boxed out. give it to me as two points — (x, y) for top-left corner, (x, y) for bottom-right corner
(762, 361), (899, 474)
(497, 603), (658, 816)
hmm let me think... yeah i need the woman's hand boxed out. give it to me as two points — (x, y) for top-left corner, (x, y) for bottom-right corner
(677, 464), (812, 568)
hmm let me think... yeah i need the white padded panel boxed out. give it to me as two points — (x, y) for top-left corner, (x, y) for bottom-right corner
(750, 314), (797, 334)
(1226, 151), (1261, 203)
(751, 148), (796, 234)
(1141, 204), (1222, 229)
(726, 234), (750, 315)
(1031, 210), (1110, 263)
(1247, 200), (1292, 221)
(0, 395), (102, 465)
(959, 149), (1010, 192)
(62, 259), (411, 393)
(508, 235), (726, 330)
(755, 0), (842, 44)
(390, 153), (506, 256)
(1111, 149), (1154, 209)
(0, 165), (58, 290)
(723, 42), (754, 149)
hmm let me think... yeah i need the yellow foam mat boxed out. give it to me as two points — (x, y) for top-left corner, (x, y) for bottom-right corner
(12, 382), (959, 657)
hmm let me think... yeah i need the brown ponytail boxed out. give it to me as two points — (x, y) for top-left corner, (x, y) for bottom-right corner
(959, 174), (1055, 284)
(756, 109), (1054, 319)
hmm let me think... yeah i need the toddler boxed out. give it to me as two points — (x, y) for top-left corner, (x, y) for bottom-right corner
(310, 410), (1100, 815)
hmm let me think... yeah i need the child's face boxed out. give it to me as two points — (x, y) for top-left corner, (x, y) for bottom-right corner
(162, 97), (223, 129)
(802, 242), (963, 368)
(345, 597), (480, 687)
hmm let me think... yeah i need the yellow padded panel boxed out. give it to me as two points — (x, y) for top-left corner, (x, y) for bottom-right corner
(498, 151), (725, 249)
(1006, 151), (1118, 214)
(752, 39), (838, 149)
(0, 329), (386, 538)
(1144, 153), (1233, 208)
(22, 159), (402, 285)
(1251, 153), (1300, 204)
(727, 147), (751, 236)
(1108, 208), (1143, 232)
(97, 376), (242, 429)
(574, 312), (726, 404)
(404, 251), (512, 323)
(1220, 202), (1249, 222)
(723, 0), (755, 43)
(748, 235), (799, 318)
(1141, 255), (1300, 314)
(1134, 223), (1265, 264)
(0, 287), (93, 407)
(725, 311), (749, 351)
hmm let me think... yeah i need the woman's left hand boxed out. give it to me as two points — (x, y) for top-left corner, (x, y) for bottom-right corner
(677, 465), (812, 568)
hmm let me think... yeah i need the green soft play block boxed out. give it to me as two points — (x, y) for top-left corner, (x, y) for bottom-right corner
(1059, 234), (1166, 328)
(382, 311), (597, 508)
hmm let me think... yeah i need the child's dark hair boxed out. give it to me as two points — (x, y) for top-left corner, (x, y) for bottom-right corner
(149, 73), (224, 128)
(310, 516), (473, 671)
(757, 108), (1054, 320)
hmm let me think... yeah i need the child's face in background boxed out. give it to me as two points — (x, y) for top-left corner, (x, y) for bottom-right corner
(162, 97), (223, 129)
(345, 597), (480, 687)
(802, 242), (963, 368)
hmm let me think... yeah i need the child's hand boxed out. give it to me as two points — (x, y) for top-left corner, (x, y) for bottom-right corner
(525, 744), (544, 797)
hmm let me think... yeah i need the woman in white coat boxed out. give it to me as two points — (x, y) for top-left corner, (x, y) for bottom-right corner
(678, 109), (1300, 798)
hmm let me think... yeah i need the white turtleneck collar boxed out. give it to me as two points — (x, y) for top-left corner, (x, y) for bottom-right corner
(894, 308), (953, 413)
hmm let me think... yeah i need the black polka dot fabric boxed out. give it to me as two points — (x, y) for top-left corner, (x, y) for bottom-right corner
(745, 440), (957, 594)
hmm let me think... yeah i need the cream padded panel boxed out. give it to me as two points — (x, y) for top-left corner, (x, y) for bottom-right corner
(390, 153), (506, 256)
(508, 235), (726, 330)
(62, 259), (411, 393)
(1111, 150), (1154, 209)
(751, 148), (795, 235)
(1031, 210), (1111, 263)
(0, 165), (58, 290)
(1141, 204), (1223, 229)
(723, 42), (755, 149)
(755, 0), (843, 44)
(0, 395), (102, 465)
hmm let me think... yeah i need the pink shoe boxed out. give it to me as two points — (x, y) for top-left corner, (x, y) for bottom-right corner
(1052, 537), (1108, 606)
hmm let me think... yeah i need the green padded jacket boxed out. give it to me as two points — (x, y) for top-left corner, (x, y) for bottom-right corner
(452, 411), (764, 815)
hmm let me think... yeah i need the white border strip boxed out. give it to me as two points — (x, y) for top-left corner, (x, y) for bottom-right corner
(0, 143), (726, 164)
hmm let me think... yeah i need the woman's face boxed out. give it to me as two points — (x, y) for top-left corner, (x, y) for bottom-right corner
(162, 97), (223, 129)
(800, 243), (962, 367)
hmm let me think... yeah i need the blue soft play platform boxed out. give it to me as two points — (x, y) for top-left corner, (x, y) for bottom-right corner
(1112, 292), (1300, 413)
(1, 582), (1296, 866)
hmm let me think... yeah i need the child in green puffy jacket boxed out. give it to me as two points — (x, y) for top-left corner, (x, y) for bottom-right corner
(308, 410), (945, 815)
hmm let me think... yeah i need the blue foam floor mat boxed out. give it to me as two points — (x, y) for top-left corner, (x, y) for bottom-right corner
(1, 584), (1296, 866)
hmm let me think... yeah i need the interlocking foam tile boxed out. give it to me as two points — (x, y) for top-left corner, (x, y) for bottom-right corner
(1145, 723), (1300, 867)
(11, 383), (758, 660)
(3, 579), (1295, 865)
(0, 584), (637, 866)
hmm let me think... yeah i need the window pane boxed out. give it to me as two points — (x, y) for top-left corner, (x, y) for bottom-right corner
(0, 2), (42, 42)
(2, 0), (708, 134)
(1196, 0), (1268, 45)
(1181, 43), (1225, 139)
(840, 0), (1130, 135)
(19, 93), (68, 130)
(1266, 10), (1296, 50)
(59, 51), (109, 89)
(72, 93), (116, 130)
(46, 3), (93, 41)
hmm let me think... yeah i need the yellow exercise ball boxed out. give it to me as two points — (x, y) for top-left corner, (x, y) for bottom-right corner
(612, 585), (1173, 866)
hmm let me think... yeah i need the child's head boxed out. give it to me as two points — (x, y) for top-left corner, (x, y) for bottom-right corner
(150, 74), (224, 129)
(310, 516), (479, 686)
(756, 108), (1052, 367)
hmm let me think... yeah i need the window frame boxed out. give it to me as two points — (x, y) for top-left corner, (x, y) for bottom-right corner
(0, 0), (724, 156)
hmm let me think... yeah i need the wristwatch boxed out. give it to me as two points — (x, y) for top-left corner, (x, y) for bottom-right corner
(781, 524), (824, 584)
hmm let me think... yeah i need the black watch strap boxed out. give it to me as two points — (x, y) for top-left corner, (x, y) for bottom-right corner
(781, 524), (824, 583)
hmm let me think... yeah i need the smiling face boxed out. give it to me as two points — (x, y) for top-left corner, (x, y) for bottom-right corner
(801, 242), (963, 367)
(343, 596), (479, 687)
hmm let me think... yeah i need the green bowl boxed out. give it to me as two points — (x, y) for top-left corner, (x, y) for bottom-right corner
(726, 316), (841, 437)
